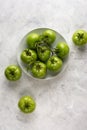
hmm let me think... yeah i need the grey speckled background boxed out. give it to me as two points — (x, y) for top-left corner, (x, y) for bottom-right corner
(0, 0), (87, 130)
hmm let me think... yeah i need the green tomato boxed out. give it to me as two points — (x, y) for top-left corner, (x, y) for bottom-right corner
(72, 30), (87, 46)
(37, 46), (51, 62)
(31, 61), (47, 78)
(42, 29), (56, 45)
(4, 65), (22, 81)
(18, 96), (36, 113)
(46, 56), (63, 72)
(56, 42), (69, 59)
(26, 33), (40, 49)
(21, 49), (37, 64)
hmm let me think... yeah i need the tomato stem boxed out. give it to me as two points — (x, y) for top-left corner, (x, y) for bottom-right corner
(35, 35), (59, 57)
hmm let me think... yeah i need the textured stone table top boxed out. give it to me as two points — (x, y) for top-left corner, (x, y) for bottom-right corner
(0, 0), (87, 130)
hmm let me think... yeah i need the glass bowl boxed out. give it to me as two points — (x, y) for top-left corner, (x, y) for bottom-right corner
(17, 28), (69, 80)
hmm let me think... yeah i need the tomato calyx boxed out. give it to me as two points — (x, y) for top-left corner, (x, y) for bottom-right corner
(50, 58), (57, 64)
(24, 102), (30, 109)
(10, 70), (15, 76)
(24, 49), (31, 56)
(77, 33), (84, 40)
(50, 59), (55, 64)
(36, 64), (42, 70)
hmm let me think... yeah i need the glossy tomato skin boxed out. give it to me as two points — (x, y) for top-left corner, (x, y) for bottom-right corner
(56, 42), (69, 59)
(46, 56), (63, 72)
(18, 96), (36, 113)
(26, 33), (40, 49)
(72, 30), (87, 46)
(37, 46), (51, 62)
(31, 61), (47, 78)
(21, 49), (37, 64)
(42, 29), (56, 45)
(5, 65), (22, 81)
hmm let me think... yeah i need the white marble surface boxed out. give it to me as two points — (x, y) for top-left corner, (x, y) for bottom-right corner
(0, 0), (87, 130)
